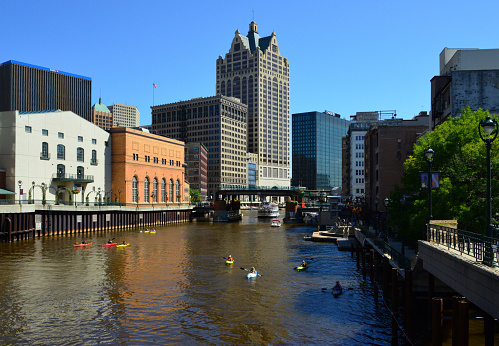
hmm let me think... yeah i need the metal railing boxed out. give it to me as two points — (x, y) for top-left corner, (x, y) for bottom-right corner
(427, 224), (499, 265)
(362, 229), (412, 270)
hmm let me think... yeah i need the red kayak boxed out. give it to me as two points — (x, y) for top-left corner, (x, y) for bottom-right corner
(100, 242), (117, 247)
(73, 242), (92, 247)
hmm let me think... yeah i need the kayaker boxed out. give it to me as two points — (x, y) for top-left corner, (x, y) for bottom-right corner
(122, 241), (127, 245)
(333, 281), (342, 291)
(107, 239), (113, 244)
(250, 267), (256, 273)
(82, 240), (87, 244)
(301, 260), (307, 267)
(227, 255), (234, 262)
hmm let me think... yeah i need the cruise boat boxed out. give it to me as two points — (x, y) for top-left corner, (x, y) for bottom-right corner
(258, 202), (279, 218)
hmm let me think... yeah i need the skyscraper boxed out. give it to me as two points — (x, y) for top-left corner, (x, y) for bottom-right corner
(0, 60), (92, 120)
(216, 21), (290, 187)
(108, 102), (140, 127)
(92, 98), (114, 130)
(292, 111), (349, 190)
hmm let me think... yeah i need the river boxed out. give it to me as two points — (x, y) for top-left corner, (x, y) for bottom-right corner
(0, 210), (411, 345)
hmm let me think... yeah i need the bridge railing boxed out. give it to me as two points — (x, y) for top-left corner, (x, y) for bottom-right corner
(427, 224), (499, 265)
(217, 185), (304, 191)
(361, 228), (412, 270)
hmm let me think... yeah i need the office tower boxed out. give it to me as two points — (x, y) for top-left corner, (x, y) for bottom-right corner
(92, 98), (114, 130)
(292, 111), (349, 190)
(0, 60), (92, 120)
(108, 102), (140, 127)
(185, 143), (208, 201)
(216, 21), (290, 187)
(151, 95), (247, 198)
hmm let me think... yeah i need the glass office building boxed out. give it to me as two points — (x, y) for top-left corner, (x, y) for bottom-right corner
(292, 111), (349, 190)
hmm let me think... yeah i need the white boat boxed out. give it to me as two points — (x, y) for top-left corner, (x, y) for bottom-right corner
(247, 271), (258, 278)
(258, 202), (279, 218)
(271, 219), (281, 227)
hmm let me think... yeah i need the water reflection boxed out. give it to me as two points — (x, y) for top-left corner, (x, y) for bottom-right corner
(0, 211), (409, 344)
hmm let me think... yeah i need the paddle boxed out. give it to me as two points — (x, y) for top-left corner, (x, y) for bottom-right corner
(240, 267), (262, 276)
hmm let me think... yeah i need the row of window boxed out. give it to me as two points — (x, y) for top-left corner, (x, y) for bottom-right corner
(25, 126), (97, 144)
(131, 176), (181, 203)
(41, 142), (97, 164)
(131, 153), (181, 166)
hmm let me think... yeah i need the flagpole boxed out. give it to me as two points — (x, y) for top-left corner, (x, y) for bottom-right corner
(153, 84), (155, 107)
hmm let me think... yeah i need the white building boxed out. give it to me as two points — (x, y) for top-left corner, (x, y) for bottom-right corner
(0, 110), (111, 204)
(108, 102), (140, 128)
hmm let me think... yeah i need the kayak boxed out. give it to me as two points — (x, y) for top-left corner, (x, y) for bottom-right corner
(101, 243), (117, 247)
(333, 287), (343, 297)
(296, 265), (309, 271)
(73, 242), (92, 247)
(247, 271), (258, 279)
(226, 260), (234, 264)
(150, 230), (156, 233)
(116, 243), (130, 247)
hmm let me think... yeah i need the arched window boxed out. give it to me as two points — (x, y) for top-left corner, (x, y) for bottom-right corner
(57, 144), (65, 160)
(169, 179), (174, 203)
(144, 177), (149, 202)
(132, 176), (138, 202)
(41, 142), (49, 159)
(77, 166), (84, 179)
(161, 178), (166, 202)
(152, 178), (158, 202)
(57, 164), (65, 178)
(226, 79), (231, 97)
(91, 150), (97, 165)
(77, 147), (84, 162)
(176, 179), (180, 202)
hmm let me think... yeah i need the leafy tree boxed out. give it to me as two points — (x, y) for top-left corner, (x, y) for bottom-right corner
(388, 108), (499, 239)
(189, 189), (201, 203)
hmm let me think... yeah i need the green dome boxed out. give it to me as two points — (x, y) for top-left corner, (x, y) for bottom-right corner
(92, 97), (111, 113)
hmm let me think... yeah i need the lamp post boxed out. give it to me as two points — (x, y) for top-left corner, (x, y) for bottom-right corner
(41, 182), (46, 205)
(18, 180), (22, 206)
(118, 189), (121, 207)
(98, 187), (101, 206)
(32, 181), (35, 204)
(479, 116), (498, 266)
(424, 147), (435, 224)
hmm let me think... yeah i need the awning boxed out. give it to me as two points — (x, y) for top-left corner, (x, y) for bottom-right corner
(0, 188), (16, 195)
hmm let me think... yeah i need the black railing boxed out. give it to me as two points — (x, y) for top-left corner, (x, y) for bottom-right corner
(427, 224), (499, 265)
(361, 228), (412, 270)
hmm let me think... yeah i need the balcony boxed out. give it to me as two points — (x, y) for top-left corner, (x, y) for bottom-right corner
(52, 173), (94, 183)
(40, 152), (51, 160)
(90, 158), (98, 166)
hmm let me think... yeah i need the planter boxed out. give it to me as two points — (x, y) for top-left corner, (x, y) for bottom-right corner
(286, 201), (298, 213)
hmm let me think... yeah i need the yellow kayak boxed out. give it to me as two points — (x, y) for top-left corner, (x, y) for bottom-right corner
(116, 243), (130, 247)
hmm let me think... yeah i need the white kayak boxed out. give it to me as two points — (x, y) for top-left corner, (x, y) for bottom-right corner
(247, 271), (258, 278)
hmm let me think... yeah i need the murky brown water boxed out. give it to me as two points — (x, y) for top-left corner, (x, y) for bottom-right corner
(0, 211), (409, 345)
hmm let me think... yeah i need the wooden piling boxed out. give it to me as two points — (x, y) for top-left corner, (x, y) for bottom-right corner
(458, 300), (469, 346)
(432, 297), (443, 346)
(484, 313), (494, 346)
(404, 269), (413, 337)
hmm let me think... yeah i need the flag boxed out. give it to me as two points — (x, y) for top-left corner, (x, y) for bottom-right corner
(153, 83), (157, 88)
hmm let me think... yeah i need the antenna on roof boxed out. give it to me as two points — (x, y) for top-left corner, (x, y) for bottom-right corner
(252, 8), (254, 21)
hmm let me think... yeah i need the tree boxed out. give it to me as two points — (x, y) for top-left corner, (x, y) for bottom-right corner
(190, 189), (201, 203)
(388, 108), (499, 239)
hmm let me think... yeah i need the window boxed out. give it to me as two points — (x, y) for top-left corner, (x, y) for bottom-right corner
(41, 142), (49, 159)
(92, 138), (97, 144)
(161, 178), (166, 202)
(91, 150), (97, 165)
(25, 126), (32, 133)
(58, 132), (64, 139)
(77, 147), (84, 162)
(57, 164), (65, 177)
(153, 178), (158, 202)
(77, 166), (84, 179)
(132, 176), (138, 202)
(42, 129), (48, 136)
(78, 136), (83, 142)
(176, 180), (180, 202)
(169, 179), (174, 202)
(144, 177), (150, 202)
(57, 144), (65, 160)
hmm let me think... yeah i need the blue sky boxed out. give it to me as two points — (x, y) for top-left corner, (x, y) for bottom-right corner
(2, 0), (498, 125)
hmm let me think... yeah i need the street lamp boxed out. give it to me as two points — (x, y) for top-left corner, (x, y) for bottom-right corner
(41, 182), (46, 205)
(98, 187), (101, 206)
(18, 180), (22, 206)
(32, 181), (35, 204)
(118, 188), (121, 207)
(479, 116), (498, 266)
(424, 147), (435, 223)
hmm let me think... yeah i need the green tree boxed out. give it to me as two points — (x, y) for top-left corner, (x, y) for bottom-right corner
(388, 108), (499, 239)
(189, 189), (201, 203)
